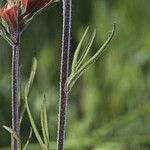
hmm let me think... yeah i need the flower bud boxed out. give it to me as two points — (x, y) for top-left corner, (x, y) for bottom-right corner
(0, 0), (56, 45)
(0, 3), (17, 38)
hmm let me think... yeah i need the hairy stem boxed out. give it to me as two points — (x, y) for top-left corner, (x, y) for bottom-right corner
(57, 0), (72, 150)
(12, 37), (20, 150)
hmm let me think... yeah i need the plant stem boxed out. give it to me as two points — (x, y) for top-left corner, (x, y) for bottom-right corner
(57, 0), (72, 150)
(12, 36), (20, 150)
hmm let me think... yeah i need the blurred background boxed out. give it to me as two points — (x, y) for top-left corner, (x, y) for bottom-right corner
(0, 0), (150, 149)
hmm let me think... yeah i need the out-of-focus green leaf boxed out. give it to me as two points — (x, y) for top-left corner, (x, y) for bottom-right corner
(71, 26), (90, 73)
(19, 57), (37, 124)
(40, 97), (50, 148)
(3, 126), (22, 150)
(24, 58), (47, 150)
(76, 29), (96, 71)
(66, 24), (116, 92)
(23, 128), (33, 150)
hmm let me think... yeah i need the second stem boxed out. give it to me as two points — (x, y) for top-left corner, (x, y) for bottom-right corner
(57, 0), (72, 150)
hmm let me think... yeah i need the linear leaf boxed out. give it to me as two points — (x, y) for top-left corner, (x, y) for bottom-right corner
(77, 24), (116, 77)
(41, 102), (48, 147)
(25, 93), (46, 150)
(43, 97), (50, 146)
(24, 57), (37, 97)
(23, 128), (33, 150)
(19, 57), (37, 124)
(66, 24), (116, 92)
(71, 26), (89, 73)
(24, 58), (46, 150)
(76, 29), (96, 71)
(3, 126), (22, 150)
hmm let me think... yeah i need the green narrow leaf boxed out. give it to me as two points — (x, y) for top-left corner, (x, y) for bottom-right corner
(43, 97), (50, 146)
(65, 73), (76, 92)
(77, 24), (116, 76)
(19, 57), (37, 125)
(76, 29), (96, 71)
(25, 92), (46, 150)
(24, 58), (46, 150)
(71, 26), (89, 73)
(24, 57), (37, 97)
(3, 126), (22, 150)
(66, 24), (116, 92)
(65, 74), (77, 92)
(41, 97), (50, 148)
(23, 128), (33, 150)
(41, 102), (48, 147)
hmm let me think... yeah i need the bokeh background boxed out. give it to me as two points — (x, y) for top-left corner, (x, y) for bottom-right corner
(0, 0), (150, 149)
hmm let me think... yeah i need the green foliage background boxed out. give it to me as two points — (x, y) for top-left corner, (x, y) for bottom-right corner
(0, 0), (150, 149)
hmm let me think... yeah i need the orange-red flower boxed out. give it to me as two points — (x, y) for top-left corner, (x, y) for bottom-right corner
(19, 0), (55, 27)
(21, 0), (54, 16)
(0, 3), (17, 36)
(21, 0), (54, 10)
(0, 0), (56, 44)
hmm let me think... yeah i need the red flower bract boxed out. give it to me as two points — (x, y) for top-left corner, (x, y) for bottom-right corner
(21, 0), (54, 15)
(18, 0), (55, 31)
(0, 3), (17, 36)
(0, 0), (55, 43)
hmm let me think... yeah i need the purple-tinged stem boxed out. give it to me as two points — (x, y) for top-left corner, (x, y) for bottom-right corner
(11, 3), (20, 150)
(57, 0), (72, 150)
(11, 36), (20, 150)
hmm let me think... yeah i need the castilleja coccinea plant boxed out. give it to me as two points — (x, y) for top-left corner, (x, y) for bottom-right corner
(0, 0), (115, 149)
(0, 0), (56, 150)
